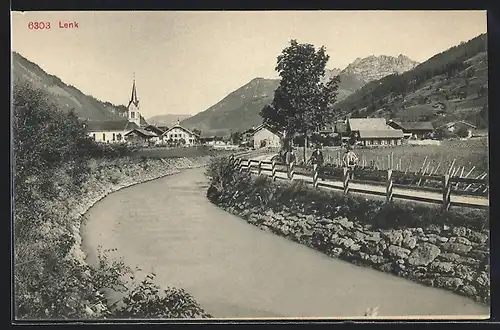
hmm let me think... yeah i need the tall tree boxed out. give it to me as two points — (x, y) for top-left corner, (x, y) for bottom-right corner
(259, 39), (340, 160)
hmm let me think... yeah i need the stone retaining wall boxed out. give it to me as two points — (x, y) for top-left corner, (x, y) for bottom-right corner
(213, 188), (490, 305)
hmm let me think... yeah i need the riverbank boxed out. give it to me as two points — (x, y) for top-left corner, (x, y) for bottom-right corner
(206, 158), (490, 306)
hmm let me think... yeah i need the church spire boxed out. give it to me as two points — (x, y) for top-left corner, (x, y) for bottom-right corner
(129, 73), (139, 107)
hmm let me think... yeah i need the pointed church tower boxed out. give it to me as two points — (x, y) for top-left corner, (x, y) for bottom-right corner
(127, 74), (141, 126)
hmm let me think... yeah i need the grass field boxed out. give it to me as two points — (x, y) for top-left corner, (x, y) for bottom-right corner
(295, 137), (488, 179)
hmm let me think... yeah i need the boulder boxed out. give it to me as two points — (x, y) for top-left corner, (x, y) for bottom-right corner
(460, 284), (477, 297)
(452, 226), (468, 237)
(448, 236), (472, 246)
(466, 230), (489, 245)
(426, 234), (448, 244)
(386, 245), (411, 259)
(333, 217), (354, 229)
(382, 230), (403, 246)
(438, 253), (461, 263)
(407, 243), (441, 266)
(330, 247), (343, 258)
(360, 242), (380, 255)
(349, 243), (362, 252)
(402, 236), (417, 249)
(474, 271), (490, 288)
(454, 264), (475, 282)
(364, 231), (382, 243)
(435, 277), (464, 291)
(441, 242), (472, 255)
(429, 261), (454, 274)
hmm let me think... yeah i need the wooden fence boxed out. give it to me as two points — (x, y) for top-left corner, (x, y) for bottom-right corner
(228, 155), (489, 210)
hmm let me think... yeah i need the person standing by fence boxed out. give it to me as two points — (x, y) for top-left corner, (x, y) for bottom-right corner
(342, 144), (359, 179)
(308, 144), (325, 181)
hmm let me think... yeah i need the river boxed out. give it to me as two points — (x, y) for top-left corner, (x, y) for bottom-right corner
(81, 167), (489, 319)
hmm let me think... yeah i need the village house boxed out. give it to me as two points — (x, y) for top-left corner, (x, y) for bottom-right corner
(241, 127), (255, 147)
(124, 128), (158, 146)
(85, 120), (139, 144)
(387, 120), (434, 139)
(344, 118), (404, 146)
(160, 121), (200, 146)
(252, 123), (281, 149)
(437, 120), (477, 138)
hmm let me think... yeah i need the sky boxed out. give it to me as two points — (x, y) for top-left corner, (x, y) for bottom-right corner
(11, 10), (487, 119)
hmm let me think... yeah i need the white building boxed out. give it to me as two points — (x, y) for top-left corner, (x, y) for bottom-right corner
(253, 123), (281, 149)
(160, 121), (200, 146)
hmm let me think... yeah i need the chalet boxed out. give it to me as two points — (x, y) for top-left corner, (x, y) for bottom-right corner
(86, 76), (144, 143)
(252, 123), (281, 149)
(333, 122), (350, 144)
(437, 121), (476, 138)
(387, 120), (434, 139)
(160, 121), (200, 146)
(347, 118), (404, 146)
(124, 128), (158, 146)
(143, 124), (165, 144)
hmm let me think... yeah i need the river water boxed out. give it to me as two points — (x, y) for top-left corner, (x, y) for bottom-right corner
(81, 168), (489, 319)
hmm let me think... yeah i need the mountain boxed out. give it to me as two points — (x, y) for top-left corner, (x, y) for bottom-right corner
(181, 78), (280, 136)
(147, 114), (191, 127)
(341, 54), (419, 83)
(335, 33), (488, 129)
(12, 52), (148, 125)
(181, 54), (418, 136)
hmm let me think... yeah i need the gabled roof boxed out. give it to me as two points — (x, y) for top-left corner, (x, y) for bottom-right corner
(252, 123), (281, 136)
(161, 124), (200, 138)
(389, 120), (434, 131)
(144, 125), (165, 135)
(348, 118), (388, 131)
(125, 128), (157, 138)
(85, 120), (139, 132)
(358, 129), (404, 139)
(438, 120), (477, 129)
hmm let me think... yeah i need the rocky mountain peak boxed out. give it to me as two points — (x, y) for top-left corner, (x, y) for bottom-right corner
(341, 54), (419, 83)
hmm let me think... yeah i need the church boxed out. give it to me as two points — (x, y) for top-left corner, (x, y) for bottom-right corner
(85, 76), (158, 145)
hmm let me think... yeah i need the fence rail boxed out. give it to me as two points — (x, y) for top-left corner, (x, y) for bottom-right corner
(229, 155), (489, 210)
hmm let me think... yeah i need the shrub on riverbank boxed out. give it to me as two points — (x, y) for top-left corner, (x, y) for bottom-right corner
(207, 156), (488, 232)
(13, 81), (211, 319)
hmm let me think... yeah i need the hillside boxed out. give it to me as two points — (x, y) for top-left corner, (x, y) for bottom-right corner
(148, 114), (191, 127)
(12, 52), (148, 125)
(336, 33), (488, 129)
(181, 54), (417, 135)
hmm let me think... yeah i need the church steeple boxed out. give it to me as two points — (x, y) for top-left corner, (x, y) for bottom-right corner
(127, 73), (141, 126)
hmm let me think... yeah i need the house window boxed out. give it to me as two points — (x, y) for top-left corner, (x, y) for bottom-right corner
(189, 139), (193, 144)
(131, 112), (135, 119)
(117, 133), (122, 141)
(112, 133), (116, 141)
(92, 133), (96, 140)
(103, 133), (106, 141)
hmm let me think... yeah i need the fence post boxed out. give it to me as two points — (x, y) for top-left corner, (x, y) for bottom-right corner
(238, 158), (244, 173)
(246, 159), (252, 173)
(386, 169), (393, 203)
(343, 167), (350, 196)
(313, 164), (318, 187)
(442, 174), (451, 211)
(288, 160), (295, 180)
(271, 160), (277, 181)
(258, 160), (262, 175)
